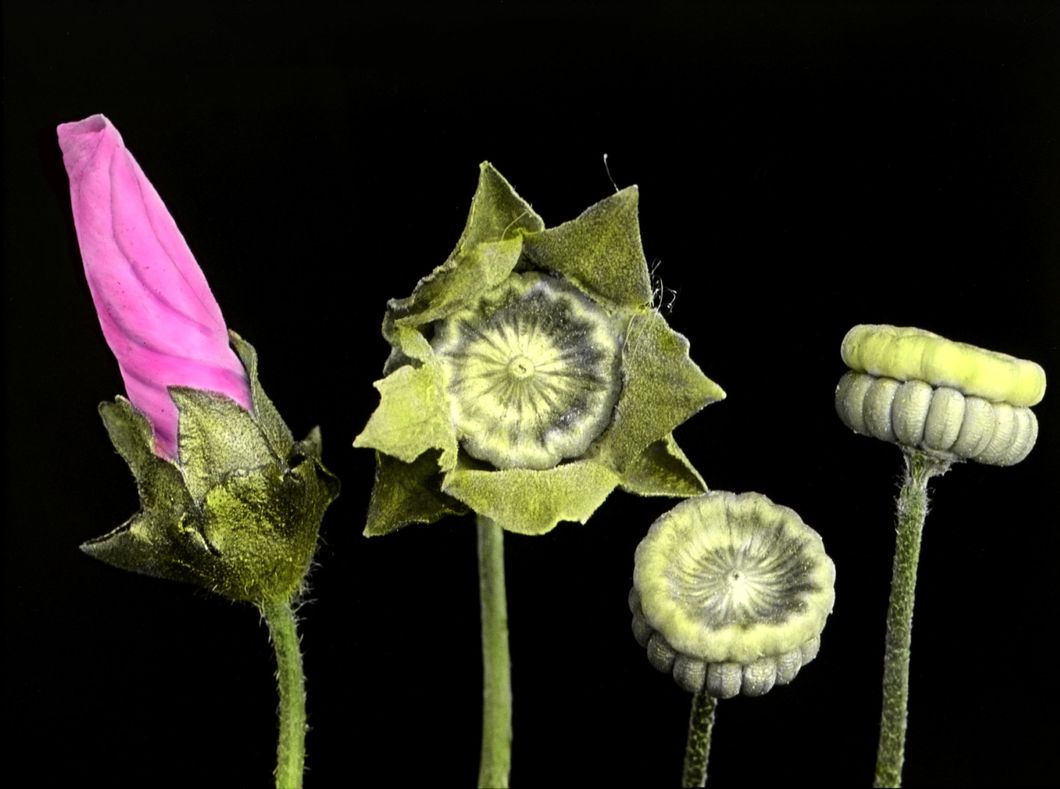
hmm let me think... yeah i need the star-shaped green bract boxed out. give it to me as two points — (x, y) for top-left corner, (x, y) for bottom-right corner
(355, 164), (725, 536)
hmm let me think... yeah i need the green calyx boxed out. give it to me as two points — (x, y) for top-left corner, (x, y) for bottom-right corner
(355, 162), (725, 536)
(82, 332), (340, 604)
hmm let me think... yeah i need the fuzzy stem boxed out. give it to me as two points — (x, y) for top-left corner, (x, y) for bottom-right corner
(260, 598), (307, 789)
(874, 450), (949, 788)
(477, 516), (512, 788)
(682, 691), (717, 787)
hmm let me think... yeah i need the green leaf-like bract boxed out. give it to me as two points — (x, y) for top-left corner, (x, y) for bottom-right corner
(353, 359), (458, 471)
(618, 434), (707, 498)
(364, 450), (467, 537)
(522, 187), (653, 308)
(441, 459), (619, 536)
(355, 162), (725, 536)
(82, 334), (339, 604)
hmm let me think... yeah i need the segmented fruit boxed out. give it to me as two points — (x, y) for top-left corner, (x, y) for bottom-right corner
(836, 325), (1044, 465)
(632, 491), (835, 696)
(835, 371), (1038, 465)
(431, 272), (622, 470)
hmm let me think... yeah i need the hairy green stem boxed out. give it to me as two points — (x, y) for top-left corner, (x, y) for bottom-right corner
(477, 516), (512, 789)
(260, 598), (307, 789)
(875, 450), (949, 788)
(682, 691), (717, 788)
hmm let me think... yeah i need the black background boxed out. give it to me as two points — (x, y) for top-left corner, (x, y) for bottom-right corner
(4, 2), (1058, 786)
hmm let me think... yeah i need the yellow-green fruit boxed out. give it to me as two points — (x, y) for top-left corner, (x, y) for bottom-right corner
(835, 371), (1039, 465)
(631, 491), (835, 697)
(841, 324), (1046, 407)
(431, 272), (622, 470)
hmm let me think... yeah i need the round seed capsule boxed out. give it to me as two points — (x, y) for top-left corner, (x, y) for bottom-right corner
(647, 632), (677, 673)
(631, 491), (835, 697)
(923, 387), (965, 453)
(950, 397), (997, 459)
(891, 380), (933, 447)
(631, 615), (653, 648)
(741, 658), (778, 697)
(431, 272), (622, 470)
(864, 377), (900, 442)
(835, 371), (874, 435)
(799, 635), (821, 665)
(631, 600), (653, 648)
(674, 655), (708, 693)
(773, 648), (804, 685)
(628, 587), (641, 615)
(705, 663), (743, 700)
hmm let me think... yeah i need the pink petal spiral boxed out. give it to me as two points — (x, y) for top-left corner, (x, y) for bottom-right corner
(58, 114), (252, 458)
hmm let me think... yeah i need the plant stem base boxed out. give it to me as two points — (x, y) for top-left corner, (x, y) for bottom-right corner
(261, 598), (307, 789)
(477, 517), (512, 788)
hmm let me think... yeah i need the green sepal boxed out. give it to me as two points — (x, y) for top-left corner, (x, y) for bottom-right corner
(353, 360), (459, 472)
(522, 187), (653, 308)
(80, 511), (213, 588)
(618, 434), (707, 498)
(392, 325), (434, 364)
(82, 399), (211, 587)
(97, 397), (191, 513)
(453, 161), (544, 253)
(364, 450), (468, 537)
(170, 387), (278, 502)
(388, 237), (524, 333)
(596, 311), (726, 473)
(82, 339), (339, 604)
(380, 325), (433, 376)
(440, 459), (620, 535)
(296, 425), (324, 462)
(380, 160), (541, 347)
(229, 330), (294, 457)
(200, 458), (338, 602)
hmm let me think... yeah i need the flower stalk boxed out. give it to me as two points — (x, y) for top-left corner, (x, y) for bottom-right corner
(682, 691), (716, 788)
(874, 450), (948, 788)
(261, 599), (308, 789)
(477, 516), (512, 788)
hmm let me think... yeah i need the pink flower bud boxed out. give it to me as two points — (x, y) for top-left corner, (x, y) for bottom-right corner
(58, 114), (252, 458)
